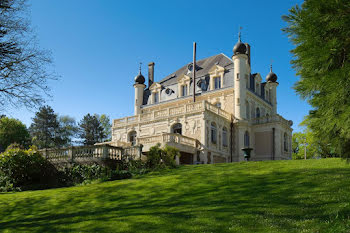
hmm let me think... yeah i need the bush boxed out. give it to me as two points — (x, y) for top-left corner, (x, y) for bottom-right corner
(110, 170), (132, 180)
(0, 148), (58, 191)
(60, 164), (111, 185)
(146, 144), (179, 169)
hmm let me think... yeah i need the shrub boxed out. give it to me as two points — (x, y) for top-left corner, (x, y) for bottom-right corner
(110, 170), (132, 180)
(0, 148), (58, 191)
(146, 144), (179, 169)
(60, 164), (111, 184)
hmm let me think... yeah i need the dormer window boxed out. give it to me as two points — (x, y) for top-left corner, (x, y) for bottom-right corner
(208, 65), (225, 91)
(214, 77), (221, 89)
(154, 92), (159, 103)
(181, 85), (188, 96)
(149, 82), (162, 104)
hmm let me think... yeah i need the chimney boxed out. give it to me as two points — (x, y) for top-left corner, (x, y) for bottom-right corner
(148, 62), (154, 87)
(245, 43), (251, 67)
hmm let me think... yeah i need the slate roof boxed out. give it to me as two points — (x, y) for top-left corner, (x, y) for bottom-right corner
(158, 53), (234, 87)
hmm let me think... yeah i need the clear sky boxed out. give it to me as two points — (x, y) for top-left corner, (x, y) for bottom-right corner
(7, 0), (308, 132)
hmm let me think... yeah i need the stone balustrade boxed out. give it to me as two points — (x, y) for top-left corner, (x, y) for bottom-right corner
(40, 145), (141, 163)
(250, 114), (292, 126)
(113, 100), (232, 127)
(137, 133), (199, 149)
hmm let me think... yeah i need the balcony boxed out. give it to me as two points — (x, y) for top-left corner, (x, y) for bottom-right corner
(250, 114), (293, 127)
(113, 100), (233, 128)
(137, 133), (200, 154)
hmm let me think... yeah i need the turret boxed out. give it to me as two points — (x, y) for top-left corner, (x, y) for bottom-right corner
(133, 65), (146, 115)
(232, 32), (249, 120)
(266, 65), (278, 114)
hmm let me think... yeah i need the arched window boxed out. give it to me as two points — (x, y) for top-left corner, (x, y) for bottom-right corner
(128, 131), (137, 146)
(246, 101), (250, 119)
(284, 133), (288, 152)
(172, 123), (182, 135)
(211, 122), (217, 144)
(215, 102), (221, 108)
(256, 107), (261, 118)
(244, 131), (250, 147)
(222, 127), (228, 147)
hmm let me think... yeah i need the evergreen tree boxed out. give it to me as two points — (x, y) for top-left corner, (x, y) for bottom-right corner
(29, 106), (62, 149)
(283, 0), (350, 158)
(79, 114), (105, 145)
(0, 117), (30, 151)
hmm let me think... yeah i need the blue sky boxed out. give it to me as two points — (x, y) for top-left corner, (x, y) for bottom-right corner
(8, 0), (308, 132)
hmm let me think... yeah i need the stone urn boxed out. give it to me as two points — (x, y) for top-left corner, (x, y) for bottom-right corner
(242, 148), (253, 161)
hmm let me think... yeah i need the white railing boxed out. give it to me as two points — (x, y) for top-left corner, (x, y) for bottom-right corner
(114, 101), (232, 127)
(40, 145), (140, 162)
(251, 114), (292, 126)
(137, 133), (198, 148)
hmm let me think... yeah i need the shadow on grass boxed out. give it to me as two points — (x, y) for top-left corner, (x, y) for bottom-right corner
(1, 162), (350, 232)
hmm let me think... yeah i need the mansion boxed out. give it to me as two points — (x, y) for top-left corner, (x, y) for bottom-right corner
(109, 38), (293, 164)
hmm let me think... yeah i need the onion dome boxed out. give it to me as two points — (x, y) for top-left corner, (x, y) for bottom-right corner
(233, 42), (247, 55)
(134, 64), (145, 84)
(233, 29), (247, 55)
(266, 65), (278, 82)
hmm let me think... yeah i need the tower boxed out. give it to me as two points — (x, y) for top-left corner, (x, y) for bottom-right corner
(266, 65), (278, 114)
(133, 64), (146, 115)
(232, 31), (249, 120)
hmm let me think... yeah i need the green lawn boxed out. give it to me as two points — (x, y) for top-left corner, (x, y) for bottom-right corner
(1, 158), (350, 232)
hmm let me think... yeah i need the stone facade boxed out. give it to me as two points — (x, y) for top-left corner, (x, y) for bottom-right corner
(111, 39), (293, 164)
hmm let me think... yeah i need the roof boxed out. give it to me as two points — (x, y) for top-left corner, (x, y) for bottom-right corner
(158, 53), (234, 87)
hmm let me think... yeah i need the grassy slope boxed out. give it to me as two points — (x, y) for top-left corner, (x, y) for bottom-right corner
(1, 159), (350, 233)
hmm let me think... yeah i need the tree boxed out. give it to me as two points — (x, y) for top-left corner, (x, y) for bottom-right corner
(283, 0), (350, 158)
(79, 114), (105, 145)
(29, 106), (62, 149)
(95, 114), (112, 141)
(58, 115), (78, 147)
(0, 117), (30, 151)
(0, 0), (55, 111)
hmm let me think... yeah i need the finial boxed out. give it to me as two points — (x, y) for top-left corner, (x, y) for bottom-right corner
(270, 59), (273, 72)
(238, 26), (242, 42)
(139, 62), (142, 74)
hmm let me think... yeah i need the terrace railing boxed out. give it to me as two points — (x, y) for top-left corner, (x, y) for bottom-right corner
(40, 145), (141, 163)
(113, 100), (233, 127)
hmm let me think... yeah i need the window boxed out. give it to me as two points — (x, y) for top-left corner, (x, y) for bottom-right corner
(256, 107), (260, 118)
(211, 122), (217, 144)
(244, 131), (250, 147)
(182, 85), (187, 96)
(246, 101), (250, 119)
(214, 77), (221, 89)
(256, 83), (259, 94)
(284, 133), (288, 152)
(236, 73), (240, 80)
(128, 131), (137, 146)
(154, 92), (159, 103)
(215, 102), (221, 108)
(222, 127), (228, 147)
(172, 123), (182, 135)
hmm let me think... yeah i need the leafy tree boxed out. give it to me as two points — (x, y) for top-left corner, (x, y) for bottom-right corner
(95, 114), (112, 142)
(58, 115), (79, 147)
(0, 117), (30, 151)
(0, 0), (55, 111)
(29, 106), (63, 149)
(283, 0), (350, 158)
(79, 114), (105, 145)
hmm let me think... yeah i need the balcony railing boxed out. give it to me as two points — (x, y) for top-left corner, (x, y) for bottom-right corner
(40, 145), (141, 162)
(113, 100), (232, 127)
(250, 114), (292, 126)
(137, 133), (198, 148)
